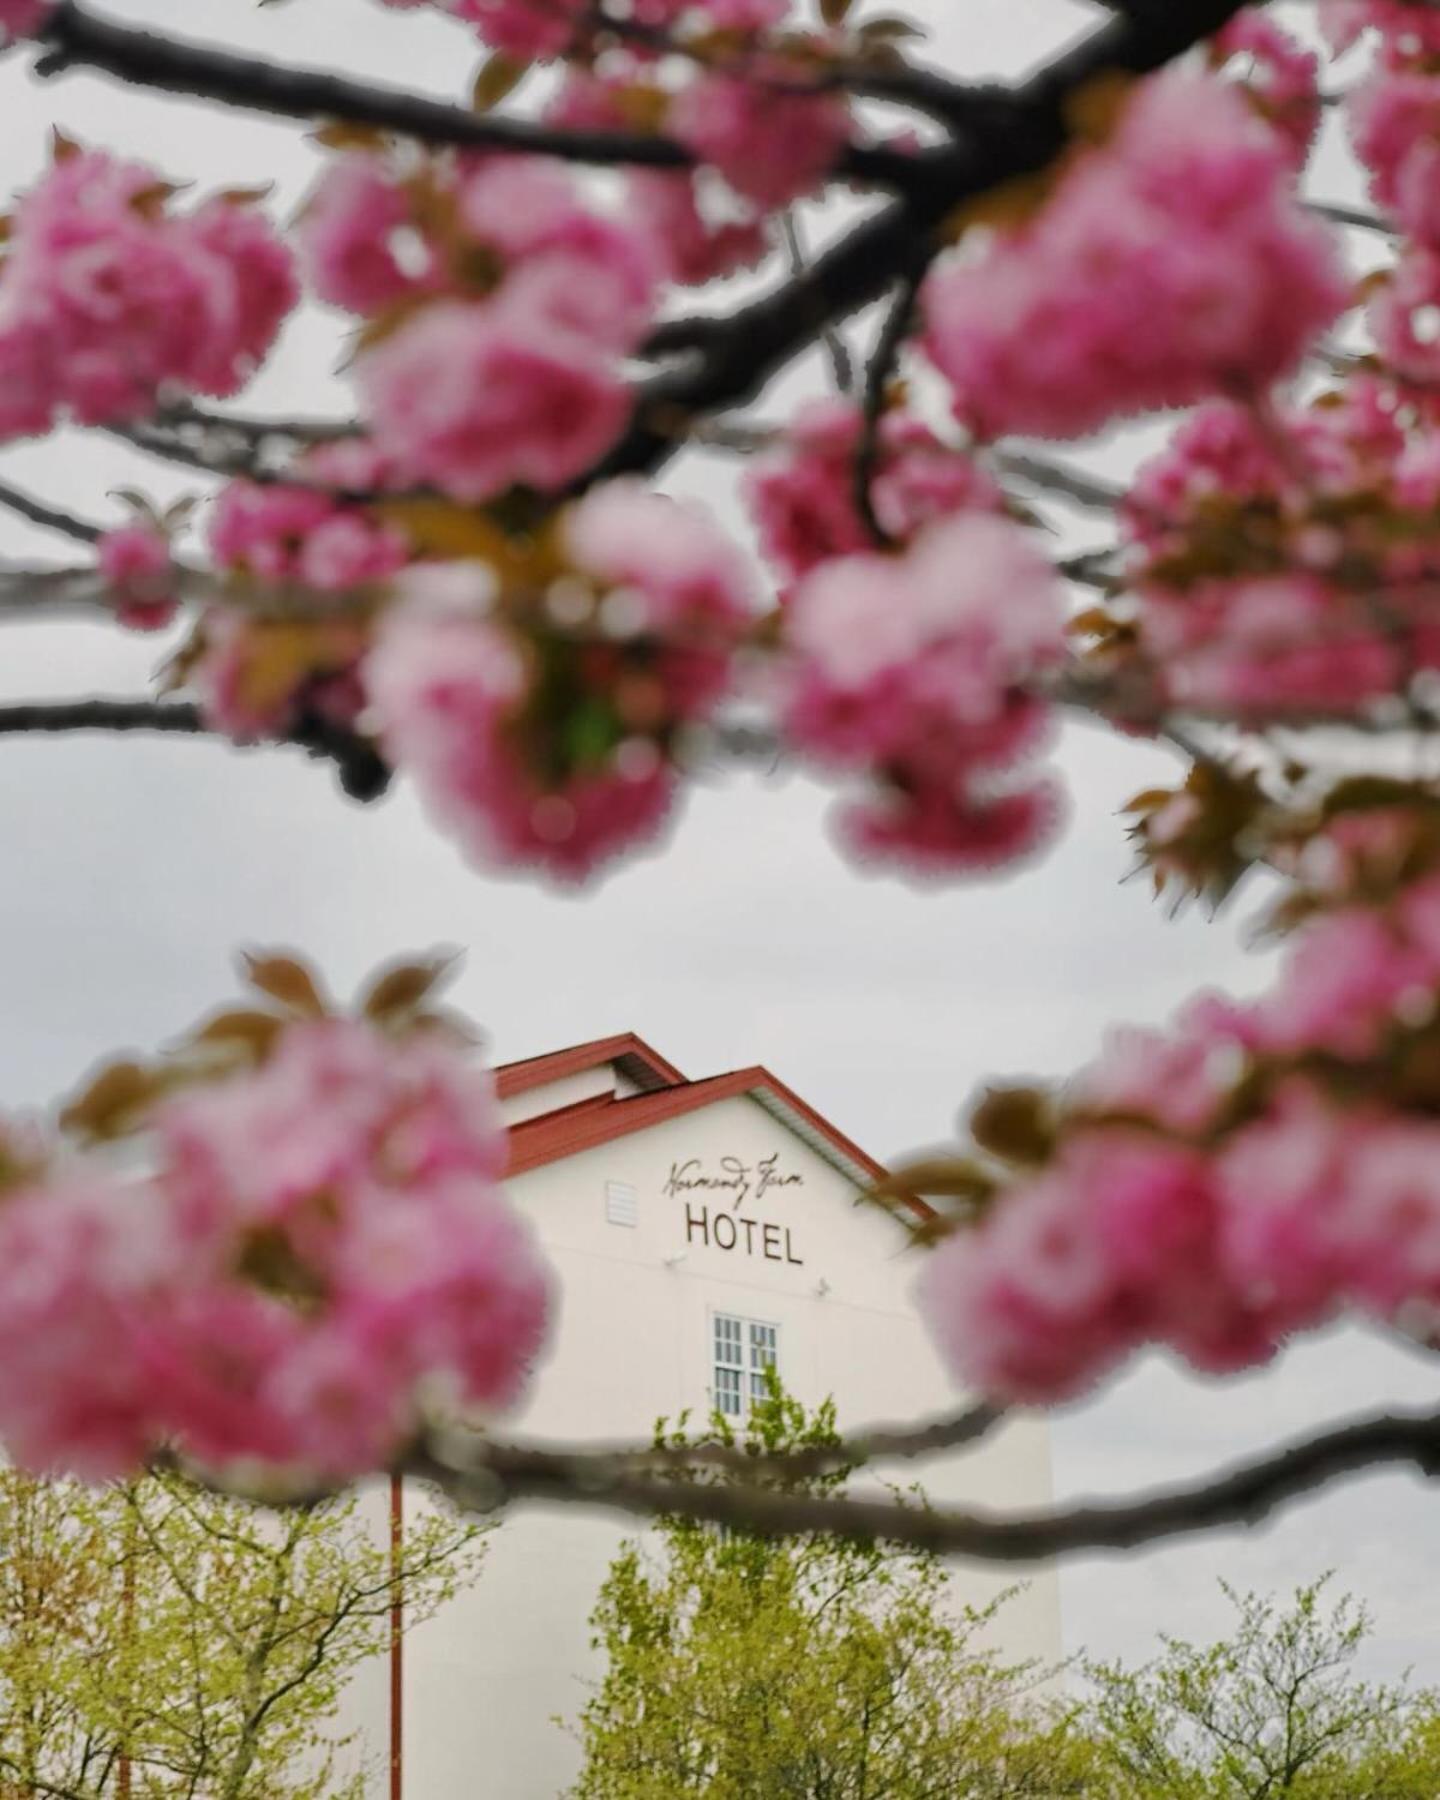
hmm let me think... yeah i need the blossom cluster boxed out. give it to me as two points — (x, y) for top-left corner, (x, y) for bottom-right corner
(0, 1010), (550, 1481)
(744, 398), (1002, 587)
(382, 0), (788, 63)
(779, 514), (1067, 875)
(921, 71), (1348, 441)
(368, 479), (754, 880)
(0, 150), (294, 442)
(303, 151), (658, 501)
(374, 0), (849, 220)
(920, 843), (1440, 1402)
(1102, 387), (1440, 719)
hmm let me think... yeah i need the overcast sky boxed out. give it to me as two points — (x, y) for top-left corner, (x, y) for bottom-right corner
(1, 0), (1437, 1684)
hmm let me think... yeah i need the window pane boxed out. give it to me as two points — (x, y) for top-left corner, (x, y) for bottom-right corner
(715, 1367), (743, 1416)
(714, 1315), (743, 1368)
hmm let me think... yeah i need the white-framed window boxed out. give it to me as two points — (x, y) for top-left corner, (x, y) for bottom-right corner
(712, 1312), (779, 1418)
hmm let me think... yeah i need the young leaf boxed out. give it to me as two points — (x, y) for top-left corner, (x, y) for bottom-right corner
(361, 952), (462, 1023)
(241, 952), (329, 1018)
(472, 54), (530, 112)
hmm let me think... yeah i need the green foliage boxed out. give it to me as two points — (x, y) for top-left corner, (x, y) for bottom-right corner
(570, 1379), (1098, 1799)
(0, 1466), (483, 1800)
(1085, 1577), (1440, 1799)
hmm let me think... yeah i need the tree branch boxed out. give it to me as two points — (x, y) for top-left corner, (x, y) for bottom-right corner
(853, 271), (921, 545)
(38, 2), (917, 190)
(604, 0), (1257, 482)
(0, 480), (102, 546)
(411, 1402), (1440, 1564)
(0, 699), (391, 801)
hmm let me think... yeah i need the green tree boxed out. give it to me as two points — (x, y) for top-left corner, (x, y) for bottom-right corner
(0, 1465), (483, 1800)
(570, 1382), (1098, 1799)
(1085, 1577), (1440, 1800)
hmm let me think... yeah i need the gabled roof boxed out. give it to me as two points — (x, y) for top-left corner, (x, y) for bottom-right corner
(495, 1032), (685, 1100)
(504, 1061), (890, 1192)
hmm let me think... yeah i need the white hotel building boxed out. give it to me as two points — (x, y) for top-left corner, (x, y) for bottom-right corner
(341, 1033), (1062, 1797)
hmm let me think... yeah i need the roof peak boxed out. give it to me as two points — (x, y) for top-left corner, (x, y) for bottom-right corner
(495, 1032), (685, 1101)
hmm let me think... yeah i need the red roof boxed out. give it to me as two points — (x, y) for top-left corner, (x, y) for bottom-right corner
(505, 1060), (887, 1184)
(496, 1032), (685, 1100)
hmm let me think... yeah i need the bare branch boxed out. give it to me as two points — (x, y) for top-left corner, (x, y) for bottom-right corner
(411, 1402), (1440, 1564)
(606, 0), (1258, 483)
(0, 698), (391, 801)
(38, 2), (916, 190)
(1308, 199), (1396, 237)
(994, 451), (1126, 515)
(0, 480), (102, 546)
(853, 271), (921, 545)
(781, 212), (855, 396)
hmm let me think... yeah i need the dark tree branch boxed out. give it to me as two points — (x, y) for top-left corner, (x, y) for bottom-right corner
(0, 699), (391, 801)
(38, 2), (919, 190)
(853, 271), (921, 545)
(1309, 199), (1395, 237)
(0, 480), (102, 546)
(413, 1402), (1440, 1564)
(994, 451), (1127, 515)
(781, 212), (855, 396)
(605, 0), (1258, 483)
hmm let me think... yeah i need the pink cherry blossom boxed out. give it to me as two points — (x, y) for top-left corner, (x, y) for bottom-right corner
(0, 315), (56, 440)
(0, 1168), (170, 1478)
(0, 0), (53, 41)
(1215, 11), (1321, 167)
(627, 171), (770, 287)
(357, 300), (631, 501)
(1140, 574), (1403, 719)
(0, 151), (295, 438)
(1321, 0), (1440, 60)
(1371, 247), (1440, 385)
(186, 610), (371, 742)
(369, 482), (750, 881)
(209, 479), (408, 591)
(922, 73), (1349, 441)
(1075, 994), (1256, 1136)
(0, 1019), (552, 1480)
(303, 155), (437, 314)
(1255, 906), (1436, 1059)
(368, 610), (677, 882)
(450, 0), (587, 60)
(1350, 70), (1440, 246)
(671, 71), (849, 211)
(147, 1019), (547, 1474)
(97, 522), (177, 632)
(781, 513), (1067, 877)
(746, 398), (1002, 583)
(838, 780), (1064, 880)
(563, 477), (754, 710)
(918, 1132), (1274, 1404)
(170, 198), (300, 399)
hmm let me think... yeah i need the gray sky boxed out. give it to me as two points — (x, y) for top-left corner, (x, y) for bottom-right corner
(1, 0), (1436, 1683)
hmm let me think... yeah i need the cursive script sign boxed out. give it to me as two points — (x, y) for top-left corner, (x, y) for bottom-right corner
(664, 1152), (806, 1265)
(662, 1153), (804, 1213)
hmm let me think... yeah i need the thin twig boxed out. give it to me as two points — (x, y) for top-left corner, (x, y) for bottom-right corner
(0, 480), (102, 546)
(39, 2), (917, 191)
(853, 273), (920, 546)
(0, 698), (391, 801)
(994, 451), (1126, 514)
(1308, 198), (1396, 237)
(411, 1402), (1440, 1563)
(608, 0), (1258, 485)
(781, 212), (855, 396)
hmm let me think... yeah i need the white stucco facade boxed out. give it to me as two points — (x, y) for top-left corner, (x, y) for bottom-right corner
(339, 1036), (1062, 1798)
